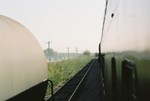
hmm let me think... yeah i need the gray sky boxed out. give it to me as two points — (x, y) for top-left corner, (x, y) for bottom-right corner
(0, 0), (105, 53)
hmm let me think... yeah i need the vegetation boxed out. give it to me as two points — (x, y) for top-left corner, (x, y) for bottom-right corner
(46, 55), (93, 96)
(83, 50), (91, 56)
(48, 55), (92, 86)
(44, 48), (82, 61)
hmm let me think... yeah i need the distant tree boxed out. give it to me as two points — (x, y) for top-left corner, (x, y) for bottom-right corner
(44, 48), (57, 60)
(83, 50), (91, 56)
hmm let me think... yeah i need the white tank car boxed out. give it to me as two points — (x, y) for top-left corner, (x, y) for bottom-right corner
(0, 15), (48, 101)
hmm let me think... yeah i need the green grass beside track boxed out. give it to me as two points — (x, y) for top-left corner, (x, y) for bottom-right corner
(46, 55), (93, 96)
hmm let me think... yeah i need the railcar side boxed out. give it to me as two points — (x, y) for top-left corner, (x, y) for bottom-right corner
(100, 0), (150, 101)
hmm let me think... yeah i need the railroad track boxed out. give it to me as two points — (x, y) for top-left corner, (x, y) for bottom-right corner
(47, 59), (97, 101)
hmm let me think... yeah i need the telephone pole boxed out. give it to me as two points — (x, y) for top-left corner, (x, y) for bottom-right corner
(67, 47), (70, 59)
(76, 47), (78, 56)
(46, 41), (52, 62)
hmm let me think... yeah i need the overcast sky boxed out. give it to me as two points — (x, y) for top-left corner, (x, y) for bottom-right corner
(0, 0), (105, 53)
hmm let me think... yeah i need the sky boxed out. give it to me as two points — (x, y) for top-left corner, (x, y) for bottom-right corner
(0, 0), (105, 53)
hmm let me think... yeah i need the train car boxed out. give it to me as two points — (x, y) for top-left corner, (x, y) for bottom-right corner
(0, 15), (48, 101)
(99, 0), (150, 101)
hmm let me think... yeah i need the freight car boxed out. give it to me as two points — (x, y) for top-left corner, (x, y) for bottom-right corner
(99, 0), (150, 101)
(0, 15), (48, 101)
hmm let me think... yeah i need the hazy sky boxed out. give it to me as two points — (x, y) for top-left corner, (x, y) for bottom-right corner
(0, 0), (105, 53)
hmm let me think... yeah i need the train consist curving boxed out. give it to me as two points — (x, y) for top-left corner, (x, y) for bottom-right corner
(0, 15), (48, 101)
(99, 0), (150, 101)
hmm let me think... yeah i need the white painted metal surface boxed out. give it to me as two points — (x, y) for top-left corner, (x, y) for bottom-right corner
(101, 0), (150, 53)
(0, 15), (48, 100)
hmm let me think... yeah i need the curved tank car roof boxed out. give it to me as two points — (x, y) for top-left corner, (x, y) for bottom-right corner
(0, 15), (48, 101)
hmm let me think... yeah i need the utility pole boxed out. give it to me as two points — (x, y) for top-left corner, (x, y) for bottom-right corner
(67, 47), (70, 59)
(46, 41), (52, 62)
(76, 47), (78, 56)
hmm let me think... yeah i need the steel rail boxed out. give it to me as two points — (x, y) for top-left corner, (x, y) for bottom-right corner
(68, 59), (96, 101)
(47, 59), (96, 101)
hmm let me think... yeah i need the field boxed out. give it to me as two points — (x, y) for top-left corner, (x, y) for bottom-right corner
(46, 55), (93, 96)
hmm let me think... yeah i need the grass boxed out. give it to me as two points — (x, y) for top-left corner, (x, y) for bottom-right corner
(46, 55), (93, 96)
